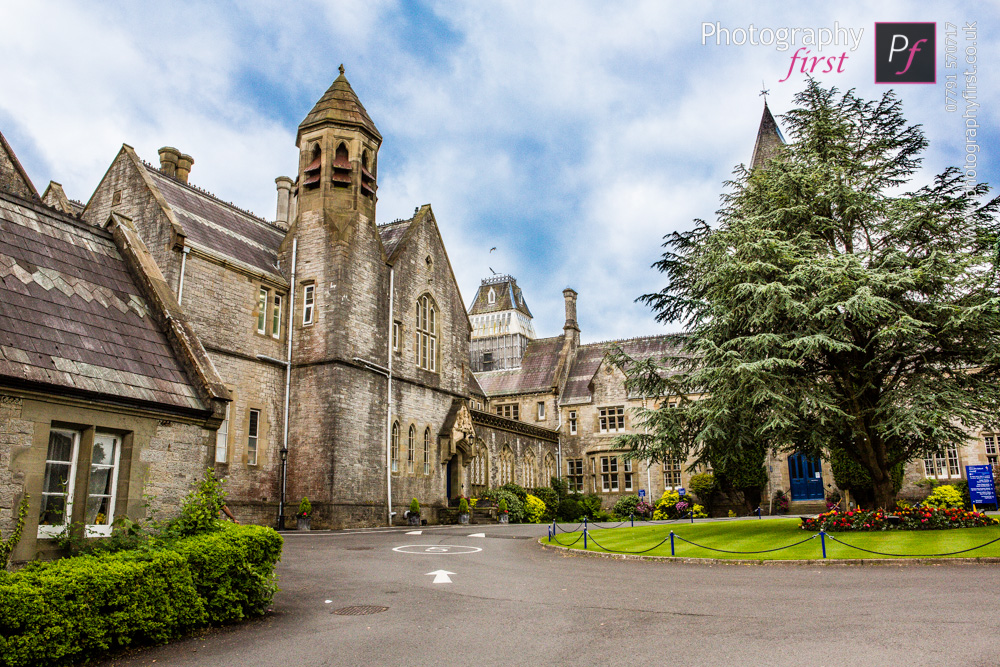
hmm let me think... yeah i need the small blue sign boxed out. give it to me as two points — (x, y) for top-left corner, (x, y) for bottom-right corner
(967, 465), (998, 506)
(637, 489), (646, 498)
(677, 488), (686, 496)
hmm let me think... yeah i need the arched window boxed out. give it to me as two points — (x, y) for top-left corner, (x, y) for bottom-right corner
(487, 287), (496, 304)
(331, 142), (351, 188)
(423, 427), (431, 475)
(470, 445), (488, 495)
(543, 453), (555, 486)
(523, 451), (537, 488)
(416, 294), (437, 371)
(499, 446), (514, 485)
(303, 144), (321, 189)
(407, 425), (415, 473)
(391, 421), (399, 474)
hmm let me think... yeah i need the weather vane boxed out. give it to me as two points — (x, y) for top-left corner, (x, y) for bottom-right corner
(760, 80), (770, 99)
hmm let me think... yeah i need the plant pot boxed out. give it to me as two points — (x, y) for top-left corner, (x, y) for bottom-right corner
(498, 513), (509, 524)
(408, 514), (421, 526)
(459, 513), (470, 525)
(297, 516), (311, 531)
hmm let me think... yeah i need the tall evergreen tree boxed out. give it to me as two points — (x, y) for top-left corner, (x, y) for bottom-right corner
(615, 81), (1000, 510)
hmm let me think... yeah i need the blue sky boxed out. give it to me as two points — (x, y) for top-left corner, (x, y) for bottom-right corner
(1, 1), (996, 342)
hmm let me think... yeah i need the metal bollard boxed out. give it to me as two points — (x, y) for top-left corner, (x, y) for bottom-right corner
(690, 511), (694, 524)
(584, 526), (588, 550)
(548, 526), (552, 542)
(553, 519), (556, 535)
(670, 530), (675, 556)
(756, 507), (762, 519)
(630, 513), (634, 528)
(820, 530), (827, 559)
(584, 516), (588, 532)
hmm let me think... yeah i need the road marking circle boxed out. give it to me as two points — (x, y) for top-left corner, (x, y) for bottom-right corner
(393, 544), (483, 555)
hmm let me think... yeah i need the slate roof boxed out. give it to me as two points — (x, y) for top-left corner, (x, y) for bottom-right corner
(377, 217), (413, 260)
(299, 68), (381, 142)
(561, 335), (686, 405)
(468, 275), (532, 318)
(0, 129), (38, 200)
(474, 336), (564, 396)
(143, 165), (286, 280)
(0, 190), (205, 411)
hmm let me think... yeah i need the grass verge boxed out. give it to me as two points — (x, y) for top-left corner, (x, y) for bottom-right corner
(545, 518), (1000, 560)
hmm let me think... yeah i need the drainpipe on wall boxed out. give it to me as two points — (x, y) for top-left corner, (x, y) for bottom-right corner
(386, 266), (394, 526)
(176, 246), (190, 304)
(279, 237), (297, 530)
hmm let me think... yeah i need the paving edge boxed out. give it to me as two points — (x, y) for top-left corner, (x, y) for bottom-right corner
(538, 539), (1000, 566)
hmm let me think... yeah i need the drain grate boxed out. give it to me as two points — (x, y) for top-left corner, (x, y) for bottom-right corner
(333, 605), (389, 616)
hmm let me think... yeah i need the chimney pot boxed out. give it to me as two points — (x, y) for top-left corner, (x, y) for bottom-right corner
(175, 154), (194, 184)
(275, 176), (294, 225)
(158, 147), (180, 178)
(563, 288), (578, 331)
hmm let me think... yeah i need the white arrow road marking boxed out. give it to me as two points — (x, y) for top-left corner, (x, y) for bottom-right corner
(426, 570), (455, 584)
(406, 530), (422, 535)
(468, 533), (485, 538)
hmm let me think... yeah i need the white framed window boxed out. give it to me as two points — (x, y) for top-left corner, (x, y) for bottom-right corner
(38, 428), (80, 538)
(302, 283), (315, 325)
(985, 435), (998, 470)
(407, 425), (415, 474)
(664, 456), (682, 489)
(487, 287), (496, 304)
(247, 409), (260, 466)
(537, 401), (545, 420)
(392, 321), (401, 352)
(495, 404), (519, 420)
(600, 456), (619, 492)
(215, 401), (230, 463)
(569, 410), (577, 435)
(256, 287), (268, 334)
(623, 458), (633, 492)
(599, 406), (625, 433)
(423, 427), (431, 475)
(924, 447), (961, 480)
(416, 295), (437, 371)
(391, 421), (399, 474)
(272, 294), (282, 339)
(567, 459), (584, 492)
(499, 447), (514, 485)
(85, 434), (121, 536)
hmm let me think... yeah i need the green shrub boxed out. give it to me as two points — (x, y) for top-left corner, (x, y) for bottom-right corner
(409, 498), (420, 515)
(298, 497), (312, 517)
(490, 490), (524, 522)
(524, 494), (546, 523)
(499, 483), (527, 503)
(923, 484), (965, 509)
(557, 498), (582, 521)
(688, 473), (717, 503)
(611, 494), (640, 518)
(498, 498), (508, 513)
(653, 490), (682, 520)
(170, 523), (283, 624)
(458, 497), (469, 513)
(0, 524), (282, 667)
(580, 494), (603, 518)
(164, 469), (227, 538)
(1, 495), (29, 568)
(529, 487), (559, 520)
(550, 477), (568, 499)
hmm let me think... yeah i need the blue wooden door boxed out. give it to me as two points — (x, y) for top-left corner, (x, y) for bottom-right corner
(788, 453), (825, 500)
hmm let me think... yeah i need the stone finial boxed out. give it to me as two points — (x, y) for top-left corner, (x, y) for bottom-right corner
(339, 64), (345, 76)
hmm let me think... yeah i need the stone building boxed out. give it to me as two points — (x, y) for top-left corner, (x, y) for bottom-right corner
(0, 131), (229, 562)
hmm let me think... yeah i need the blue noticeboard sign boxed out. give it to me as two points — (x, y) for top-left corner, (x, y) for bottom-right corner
(966, 465), (998, 506)
(638, 489), (646, 498)
(677, 488), (686, 496)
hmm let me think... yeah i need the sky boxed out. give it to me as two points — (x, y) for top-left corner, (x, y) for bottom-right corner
(1, 1), (996, 343)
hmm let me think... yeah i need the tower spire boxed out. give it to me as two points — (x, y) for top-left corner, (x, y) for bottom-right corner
(750, 98), (784, 169)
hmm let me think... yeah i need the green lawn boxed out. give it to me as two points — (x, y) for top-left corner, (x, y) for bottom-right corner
(545, 518), (1000, 560)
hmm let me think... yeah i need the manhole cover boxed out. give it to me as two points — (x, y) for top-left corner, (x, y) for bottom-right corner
(333, 605), (389, 616)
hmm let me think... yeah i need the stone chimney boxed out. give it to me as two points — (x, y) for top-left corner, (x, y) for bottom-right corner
(158, 147), (180, 178)
(175, 154), (194, 184)
(563, 288), (579, 333)
(275, 176), (293, 225)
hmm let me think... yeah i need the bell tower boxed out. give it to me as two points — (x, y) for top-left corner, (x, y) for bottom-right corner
(295, 64), (382, 244)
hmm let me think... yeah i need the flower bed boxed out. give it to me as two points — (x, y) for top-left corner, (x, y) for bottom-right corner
(801, 507), (998, 532)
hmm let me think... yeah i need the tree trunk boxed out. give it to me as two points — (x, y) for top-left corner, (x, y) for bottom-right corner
(871, 475), (897, 510)
(740, 486), (763, 514)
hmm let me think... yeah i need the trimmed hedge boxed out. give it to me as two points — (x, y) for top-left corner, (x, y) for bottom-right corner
(0, 524), (282, 667)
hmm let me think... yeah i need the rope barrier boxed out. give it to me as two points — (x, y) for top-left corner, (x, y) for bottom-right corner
(550, 532), (584, 547)
(671, 533), (819, 555)
(554, 522), (585, 534)
(584, 533), (675, 554)
(823, 533), (1000, 558)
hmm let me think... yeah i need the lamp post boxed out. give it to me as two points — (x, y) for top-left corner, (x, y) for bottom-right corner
(278, 447), (288, 530)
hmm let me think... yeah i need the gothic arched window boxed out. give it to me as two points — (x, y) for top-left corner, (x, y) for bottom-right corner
(416, 294), (437, 372)
(391, 421), (399, 474)
(423, 427), (431, 475)
(499, 445), (514, 486)
(407, 425), (415, 473)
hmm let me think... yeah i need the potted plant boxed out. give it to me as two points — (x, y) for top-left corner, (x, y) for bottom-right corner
(498, 498), (509, 524)
(297, 497), (312, 531)
(407, 498), (421, 526)
(458, 497), (470, 525)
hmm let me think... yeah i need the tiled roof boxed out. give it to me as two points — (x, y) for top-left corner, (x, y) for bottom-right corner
(0, 191), (205, 411)
(468, 275), (532, 317)
(751, 102), (785, 169)
(144, 166), (285, 280)
(0, 129), (38, 200)
(299, 69), (381, 141)
(561, 335), (685, 404)
(377, 217), (413, 260)
(474, 336), (564, 396)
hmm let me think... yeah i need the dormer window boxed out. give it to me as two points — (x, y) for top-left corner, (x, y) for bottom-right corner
(487, 287), (496, 304)
(331, 142), (351, 188)
(303, 144), (321, 189)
